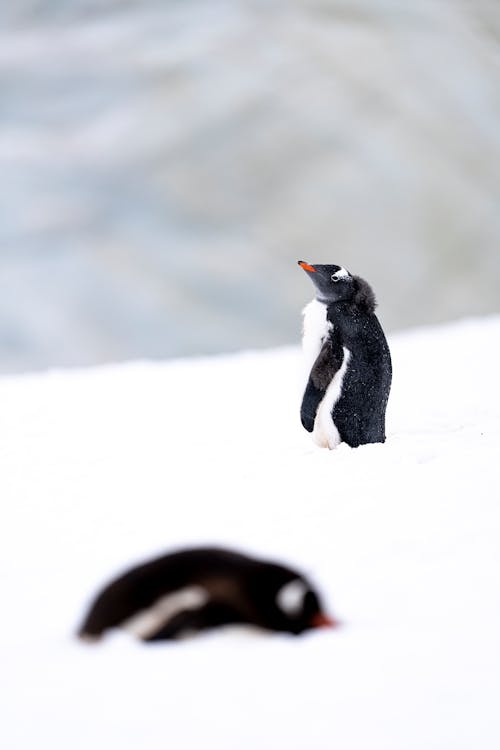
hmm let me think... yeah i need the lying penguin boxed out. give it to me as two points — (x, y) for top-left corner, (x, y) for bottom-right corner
(298, 261), (392, 449)
(78, 547), (336, 642)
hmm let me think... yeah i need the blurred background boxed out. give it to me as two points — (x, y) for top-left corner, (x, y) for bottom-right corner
(1, 0), (499, 373)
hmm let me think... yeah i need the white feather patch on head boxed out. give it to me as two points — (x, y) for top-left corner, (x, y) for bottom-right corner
(276, 579), (308, 616)
(332, 267), (349, 280)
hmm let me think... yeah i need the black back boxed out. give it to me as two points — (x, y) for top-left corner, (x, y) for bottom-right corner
(328, 301), (392, 446)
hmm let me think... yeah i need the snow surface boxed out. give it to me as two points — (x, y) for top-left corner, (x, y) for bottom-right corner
(1, 317), (500, 749)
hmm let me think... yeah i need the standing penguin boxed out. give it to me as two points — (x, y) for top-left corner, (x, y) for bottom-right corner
(78, 547), (336, 642)
(298, 261), (392, 449)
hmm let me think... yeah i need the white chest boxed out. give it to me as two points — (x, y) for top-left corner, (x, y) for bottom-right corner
(301, 298), (332, 380)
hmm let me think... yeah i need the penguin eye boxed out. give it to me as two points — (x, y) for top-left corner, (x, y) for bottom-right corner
(331, 274), (340, 283)
(276, 579), (308, 616)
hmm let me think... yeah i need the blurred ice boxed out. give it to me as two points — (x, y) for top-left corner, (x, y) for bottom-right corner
(1, 0), (500, 371)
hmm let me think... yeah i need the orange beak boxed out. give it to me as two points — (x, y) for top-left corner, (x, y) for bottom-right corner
(298, 260), (316, 273)
(311, 612), (340, 629)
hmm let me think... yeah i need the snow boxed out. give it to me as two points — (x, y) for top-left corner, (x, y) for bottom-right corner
(1, 316), (500, 749)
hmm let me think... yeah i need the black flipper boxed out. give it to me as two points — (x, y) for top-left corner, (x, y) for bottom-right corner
(300, 333), (344, 432)
(300, 379), (324, 432)
(143, 602), (246, 642)
(310, 337), (344, 390)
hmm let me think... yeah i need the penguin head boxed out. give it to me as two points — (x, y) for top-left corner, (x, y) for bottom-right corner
(254, 565), (337, 635)
(298, 260), (376, 311)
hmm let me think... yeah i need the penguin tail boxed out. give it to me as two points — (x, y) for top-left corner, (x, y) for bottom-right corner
(76, 596), (113, 643)
(76, 611), (106, 642)
(77, 629), (103, 644)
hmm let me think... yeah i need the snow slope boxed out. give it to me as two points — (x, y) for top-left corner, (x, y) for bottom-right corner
(1, 317), (500, 749)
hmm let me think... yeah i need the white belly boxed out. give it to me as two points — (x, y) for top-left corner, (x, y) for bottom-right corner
(123, 585), (209, 640)
(301, 299), (351, 450)
(312, 347), (351, 449)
